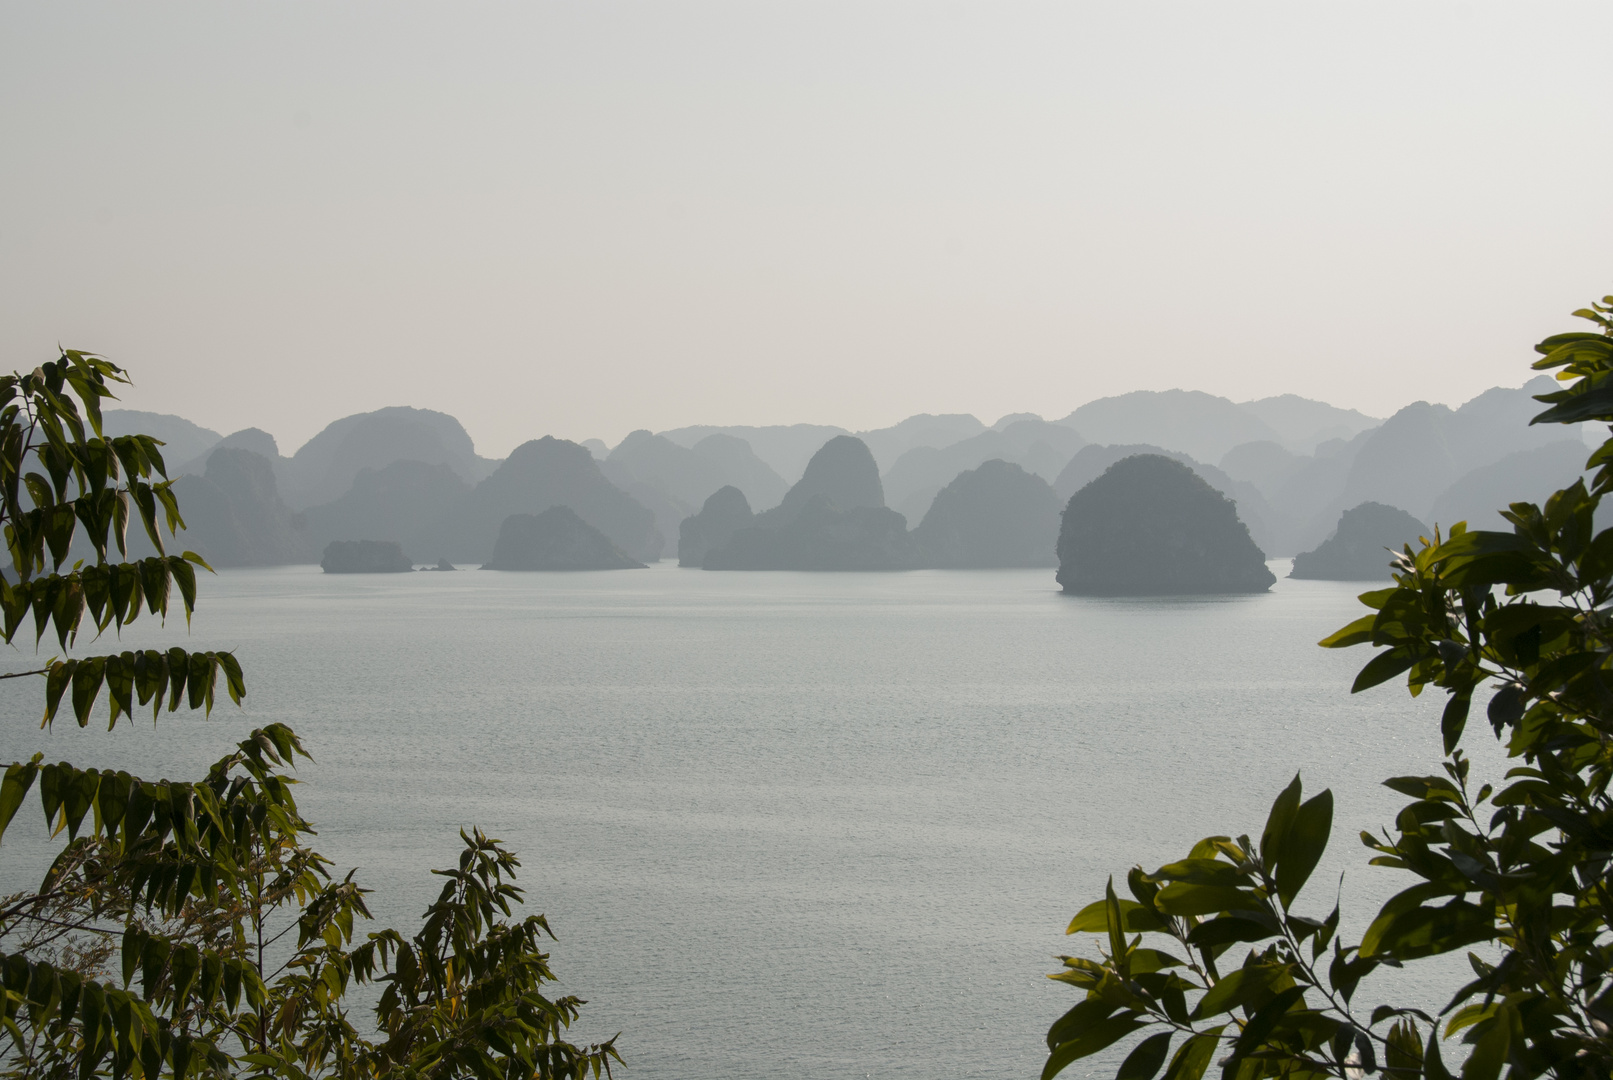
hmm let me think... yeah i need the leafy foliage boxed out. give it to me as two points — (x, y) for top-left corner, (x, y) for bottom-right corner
(1047, 298), (1613, 1080)
(0, 353), (618, 1078)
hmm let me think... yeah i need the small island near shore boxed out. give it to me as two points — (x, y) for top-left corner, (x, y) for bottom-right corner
(321, 539), (413, 573)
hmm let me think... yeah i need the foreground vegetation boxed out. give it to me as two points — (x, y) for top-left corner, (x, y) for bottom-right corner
(1046, 299), (1613, 1080)
(0, 355), (618, 1078)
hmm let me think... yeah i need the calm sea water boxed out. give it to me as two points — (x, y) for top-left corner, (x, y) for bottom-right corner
(0, 562), (1503, 1078)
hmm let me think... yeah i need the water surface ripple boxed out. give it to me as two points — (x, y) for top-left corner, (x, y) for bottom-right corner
(0, 562), (1493, 1078)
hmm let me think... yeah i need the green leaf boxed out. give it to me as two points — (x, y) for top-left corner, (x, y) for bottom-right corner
(1152, 858), (1246, 887)
(1067, 896), (1166, 935)
(1274, 788), (1331, 909)
(1162, 1029), (1224, 1080)
(1154, 883), (1261, 917)
(1318, 614), (1376, 649)
(1043, 1013), (1148, 1080)
(1529, 383), (1613, 424)
(1221, 986), (1305, 1079)
(1441, 690), (1472, 753)
(1185, 913), (1279, 949)
(1460, 1005), (1512, 1080)
(1259, 774), (1301, 868)
(1106, 877), (1126, 973)
(1192, 965), (1282, 1021)
(1360, 869), (1495, 961)
(1423, 1028), (1454, 1080)
(0, 758), (40, 843)
(1047, 997), (1121, 1051)
(1350, 649), (1416, 694)
(1363, 892), (1495, 960)
(1117, 1032), (1173, 1080)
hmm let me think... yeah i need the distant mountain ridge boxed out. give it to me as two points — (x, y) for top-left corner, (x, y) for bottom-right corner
(116, 375), (1579, 569)
(883, 419), (1086, 526)
(103, 410), (222, 469)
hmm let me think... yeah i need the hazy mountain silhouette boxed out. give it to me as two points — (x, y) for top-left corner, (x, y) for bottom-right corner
(167, 448), (311, 567)
(424, 436), (661, 564)
(883, 419), (1086, 525)
(756, 435), (885, 526)
(1219, 441), (1306, 502)
(484, 506), (646, 570)
(112, 380), (1566, 566)
(1330, 379), (1568, 529)
(600, 474), (689, 564)
(303, 460), (469, 562)
(1443, 378), (1564, 464)
(1266, 430), (1376, 554)
(911, 459), (1059, 568)
(103, 410), (222, 469)
(687, 434), (788, 507)
(1338, 401), (1461, 520)
(657, 424), (849, 484)
(1235, 380), (1571, 557)
(602, 429), (786, 510)
(1428, 441), (1589, 532)
(174, 427), (284, 479)
(1056, 390), (1281, 465)
(1236, 395), (1380, 453)
(282, 406), (498, 509)
(699, 437), (921, 570)
(679, 486), (753, 567)
(706, 496), (921, 570)
(1056, 454), (1275, 595)
(1289, 502), (1428, 581)
(852, 414), (986, 472)
(1053, 443), (1279, 555)
(321, 539), (413, 573)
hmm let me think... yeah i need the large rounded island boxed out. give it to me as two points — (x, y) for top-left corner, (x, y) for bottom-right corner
(1056, 454), (1275, 595)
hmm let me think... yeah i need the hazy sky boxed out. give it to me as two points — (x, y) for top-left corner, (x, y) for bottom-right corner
(3, 2), (1610, 457)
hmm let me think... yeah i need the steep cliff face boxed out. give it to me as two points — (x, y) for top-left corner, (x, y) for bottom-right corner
(679, 486), (753, 567)
(1056, 454), (1275, 596)
(1289, 502), (1429, 581)
(912, 459), (1059, 568)
(759, 436), (885, 526)
(165, 447), (311, 567)
(484, 505), (645, 571)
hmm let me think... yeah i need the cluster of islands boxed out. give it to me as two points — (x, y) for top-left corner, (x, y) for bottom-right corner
(100, 376), (1588, 592)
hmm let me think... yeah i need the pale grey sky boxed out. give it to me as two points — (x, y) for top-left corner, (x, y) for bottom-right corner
(2, 2), (1609, 457)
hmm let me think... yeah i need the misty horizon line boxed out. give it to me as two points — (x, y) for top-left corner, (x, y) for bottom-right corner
(103, 379), (1557, 465)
